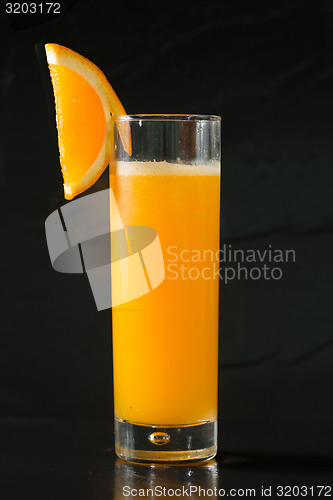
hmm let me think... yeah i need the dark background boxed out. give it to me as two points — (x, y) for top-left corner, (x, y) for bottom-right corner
(1, 0), (333, 496)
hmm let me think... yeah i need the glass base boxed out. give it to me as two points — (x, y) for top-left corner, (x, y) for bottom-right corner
(114, 418), (217, 463)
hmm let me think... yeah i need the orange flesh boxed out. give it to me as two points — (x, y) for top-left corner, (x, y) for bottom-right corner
(49, 64), (106, 185)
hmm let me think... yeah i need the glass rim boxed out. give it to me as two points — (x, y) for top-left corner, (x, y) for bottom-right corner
(111, 114), (221, 122)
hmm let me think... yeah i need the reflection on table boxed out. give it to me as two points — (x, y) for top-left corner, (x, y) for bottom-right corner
(114, 458), (218, 499)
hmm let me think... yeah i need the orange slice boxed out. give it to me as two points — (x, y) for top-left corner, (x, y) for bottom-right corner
(45, 43), (131, 200)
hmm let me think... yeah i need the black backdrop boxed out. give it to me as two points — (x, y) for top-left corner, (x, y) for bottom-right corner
(1, 0), (333, 461)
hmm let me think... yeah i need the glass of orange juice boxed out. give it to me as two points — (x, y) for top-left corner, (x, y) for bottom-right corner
(110, 115), (221, 462)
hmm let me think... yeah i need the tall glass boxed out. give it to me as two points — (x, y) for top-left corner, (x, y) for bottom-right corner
(110, 115), (221, 462)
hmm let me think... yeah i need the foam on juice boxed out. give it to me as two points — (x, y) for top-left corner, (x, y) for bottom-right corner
(109, 161), (220, 176)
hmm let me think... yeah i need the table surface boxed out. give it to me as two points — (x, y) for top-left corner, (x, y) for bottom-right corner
(1, 419), (332, 500)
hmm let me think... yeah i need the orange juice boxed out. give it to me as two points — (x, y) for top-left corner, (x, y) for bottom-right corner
(110, 161), (220, 426)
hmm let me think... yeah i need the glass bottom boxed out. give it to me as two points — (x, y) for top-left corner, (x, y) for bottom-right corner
(114, 418), (217, 463)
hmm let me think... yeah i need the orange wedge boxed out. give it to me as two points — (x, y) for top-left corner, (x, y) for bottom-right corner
(45, 43), (131, 200)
